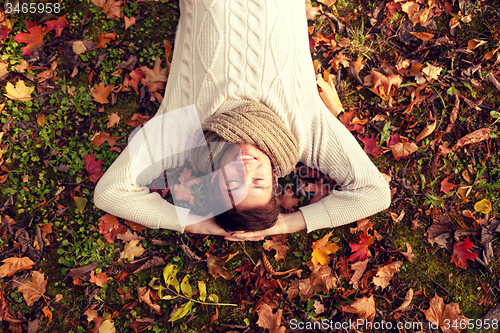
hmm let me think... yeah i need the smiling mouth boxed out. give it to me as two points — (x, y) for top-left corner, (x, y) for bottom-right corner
(233, 152), (257, 161)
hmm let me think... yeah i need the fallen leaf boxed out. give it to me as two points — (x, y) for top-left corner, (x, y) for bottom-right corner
(125, 113), (150, 127)
(373, 261), (403, 290)
(96, 32), (116, 49)
(349, 259), (368, 289)
(359, 134), (383, 157)
(72, 41), (87, 55)
(310, 231), (340, 267)
(116, 229), (145, 242)
(340, 296), (376, 322)
(350, 218), (373, 235)
(314, 300), (325, 314)
(74, 196), (88, 214)
(440, 176), (456, 195)
(0, 26), (12, 41)
(126, 68), (143, 95)
(137, 286), (162, 315)
(281, 187), (299, 212)
(141, 57), (168, 83)
(410, 31), (435, 41)
(256, 303), (286, 333)
(467, 39), (487, 50)
(0, 257), (35, 278)
(91, 131), (121, 147)
(89, 271), (110, 287)
(44, 15), (70, 37)
(13, 23), (44, 55)
(121, 240), (145, 261)
(348, 234), (375, 262)
(392, 288), (413, 313)
(17, 271), (47, 306)
(124, 16), (136, 30)
(98, 214), (128, 243)
(124, 220), (148, 233)
(5, 81), (34, 101)
(99, 319), (116, 333)
(369, 70), (402, 106)
(84, 153), (104, 183)
(42, 306), (52, 324)
(263, 234), (289, 261)
(14, 59), (29, 72)
(316, 71), (344, 117)
(206, 252), (238, 280)
(93, 82), (114, 104)
(415, 120), (436, 142)
(388, 136), (418, 160)
(451, 237), (478, 269)
(422, 293), (468, 333)
(452, 128), (491, 151)
(305, 0), (320, 20)
(102, 0), (123, 20)
(107, 113), (120, 128)
(474, 198), (491, 214)
(401, 242), (414, 262)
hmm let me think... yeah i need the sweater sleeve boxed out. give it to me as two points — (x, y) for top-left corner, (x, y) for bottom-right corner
(93, 105), (206, 232)
(298, 103), (391, 232)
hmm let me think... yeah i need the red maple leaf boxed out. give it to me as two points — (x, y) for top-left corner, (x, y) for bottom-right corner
(348, 234), (375, 263)
(0, 26), (13, 41)
(387, 134), (399, 146)
(84, 153), (105, 183)
(98, 214), (127, 243)
(359, 135), (383, 157)
(14, 22), (45, 55)
(451, 237), (478, 269)
(281, 187), (299, 212)
(44, 15), (70, 37)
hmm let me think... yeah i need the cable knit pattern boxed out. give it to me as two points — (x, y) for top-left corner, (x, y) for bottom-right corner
(94, 0), (391, 233)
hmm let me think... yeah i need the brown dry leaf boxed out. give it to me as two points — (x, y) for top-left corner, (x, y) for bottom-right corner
(120, 240), (145, 261)
(318, 0), (336, 6)
(72, 41), (87, 55)
(263, 234), (289, 261)
(340, 296), (376, 322)
(392, 288), (414, 313)
(415, 120), (436, 142)
(206, 251), (238, 280)
(14, 59), (29, 72)
(440, 176), (457, 195)
(349, 258), (368, 290)
(310, 231), (340, 267)
(91, 131), (121, 147)
(125, 113), (149, 127)
(96, 32), (116, 49)
(89, 271), (110, 287)
(256, 303), (286, 333)
(452, 128), (491, 151)
(141, 57), (168, 83)
(314, 300), (325, 314)
(410, 31), (435, 41)
(91, 0), (106, 7)
(467, 39), (487, 50)
(305, 0), (320, 20)
(373, 261), (403, 290)
(0, 61), (8, 77)
(124, 16), (136, 30)
(17, 271), (47, 306)
(369, 70), (402, 106)
(309, 263), (338, 293)
(422, 293), (468, 333)
(137, 286), (162, 315)
(422, 64), (443, 80)
(107, 113), (120, 128)
(92, 82), (114, 104)
(350, 218), (373, 235)
(0, 257), (35, 278)
(316, 71), (344, 117)
(401, 242), (415, 263)
(390, 209), (406, 224)
(116, 229), (145, 242)
(103, 0), (123, 20)
(389, 136), (419, 160)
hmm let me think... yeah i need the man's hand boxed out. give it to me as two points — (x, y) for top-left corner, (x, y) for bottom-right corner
(224, 211), (306, 241)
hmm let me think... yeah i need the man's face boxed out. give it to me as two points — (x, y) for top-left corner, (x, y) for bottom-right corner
(217, 143), (275, 209)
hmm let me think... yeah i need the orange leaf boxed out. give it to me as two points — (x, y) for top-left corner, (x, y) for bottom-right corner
(91, 131), (121, 147)
(37, 115), (45, 127)
(440, 176), (456, 195)
(0, 257), (35, 278)
(310, 231), (340, 267)
(96, 32), (116, 49)
(124, 16), (136, 30)
(98, 214), (128, 243)
(141, 57), (168, 83)
(373, 260), (403, 290)
(305, 0), (320, 20)
(89, 270), (110, 287)
(280, 187), (299, 212)
(125, 113), (149, 127)
(410, 31), (434, 41)
(137, 286), (162, 315)
(43, 306), (52, 324)
(44, 15), (70, 37)
(92, 81), (114, 104)
(452, 128), (491, 151)
(388, 136), (418, 160)
(316, 71), (344, 117)
(17, 271), (47, 306)
(415, 120), (436, 142)
(369, 70), (402, 106)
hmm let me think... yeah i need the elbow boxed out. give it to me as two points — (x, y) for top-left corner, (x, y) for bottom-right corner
(376, 178), (391, 211)
(93, 178), (108, 211)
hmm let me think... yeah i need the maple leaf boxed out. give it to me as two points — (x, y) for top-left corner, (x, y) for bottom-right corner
(44, 15), (70, 37)
(121, 240), (145, 261)
(84, 153), (105, 183)
(309, 263), (338, 293)
(451, 237), (478, 269)
(141, 57), (168, 83)
(349, 258), (368, 289)
(280, 187), (299, 212)
(5, 81), (34, 101)
(93, 81), (114, 103)
(89, 270), (110, 287)
(350, 218), (373, 235)
(310, 231), (340, 267)
(348, 234), (375, 263)
(96, 32), (116, 49)
(98, 214), (128, 243)
(0, 257), (35, 278)
(0, 26), (12, 41)
(103, 0), (124, 20)
(124, 16), (136, 30)
(422, 293), (468, 333)
(125, 68), (143, 95)
(388, 136), (418, 160)
(440, 176), (456, 195)
(340, 296), (376, 323)
(206, 252), (238, 280)
(107, 113), (121, 128)
(316, 71), (344, 117)
(339, 110), (367, 132)
(256, 303), (286, 333)
(373, 260), (402, 290)
(13, 23), (44, 55)
(173, 183), (195, 205)
(91, 131), (121, 147)
(116, 229), (145, 242)
(125, 113), (150, 127)
(137, 286), (162, 315)
(359, 134), (383, 157)
(263, 234), (289, 261)
(368, 70), (402, 106)
(17, 271), (47, 306)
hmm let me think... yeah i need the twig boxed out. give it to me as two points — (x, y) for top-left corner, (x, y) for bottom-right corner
(237, 242), (256, 266)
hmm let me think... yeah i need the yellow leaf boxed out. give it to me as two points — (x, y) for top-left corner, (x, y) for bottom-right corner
(99, 319), (116, 333)
(316, 71), (344, 117)
(198, 280), (207, 302)
(474, 199), (491, 214)
(180, 275), (192, 298)
(0, 61), (8, 78)
(37, 115), (45, 127)
(5, 80), (34, 101)
(120, 239), (145, 261)
(74, 196), (88, 214)
(310, 231), (340, 267)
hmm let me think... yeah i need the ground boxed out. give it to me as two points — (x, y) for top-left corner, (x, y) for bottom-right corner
(0, 0), (499, 332)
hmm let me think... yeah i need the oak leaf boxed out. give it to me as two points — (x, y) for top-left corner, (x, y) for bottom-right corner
(316, 71), (344, 117)
(340, 296), (376, 322)
(5, 81), (34, 101)
(348, 234), (375, 263)
(280, 187), (299, 212)
(121, 240), (145, 261)
(137, 286), (162, 315)
(84, 153), (104, 183)
(206, 252), (238, 280)
(359, 134), (383, 157)
(452, 128), (491, 151)
(17, 271), (47, 306)
(0, 257), (35, 278)
(44, 15), (70, 37)
(256, 303), (286, 333)
(310, 231), (340, 267)
(13, 24), (44, 55)
(93, 82), (114, 104)
(373, 260), (402, 290)
(451, 237), (478, 269)
(263, 234), (289, 261)
(422, 293), (468, 333)
(349, 258), (368, 289)
(89, 271), (110, 287)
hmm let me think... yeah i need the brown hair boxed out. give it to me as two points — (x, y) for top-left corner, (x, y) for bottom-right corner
(210, 172), (281, 232)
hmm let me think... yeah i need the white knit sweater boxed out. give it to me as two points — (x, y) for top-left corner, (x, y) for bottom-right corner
(93, 0), (391, 233)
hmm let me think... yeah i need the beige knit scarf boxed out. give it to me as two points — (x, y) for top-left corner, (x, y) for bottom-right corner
(192, 102), (298, 177)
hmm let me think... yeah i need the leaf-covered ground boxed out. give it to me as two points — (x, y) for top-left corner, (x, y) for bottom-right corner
(0, 0), (499, 332)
